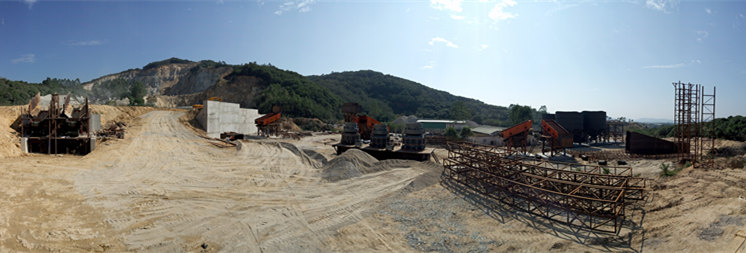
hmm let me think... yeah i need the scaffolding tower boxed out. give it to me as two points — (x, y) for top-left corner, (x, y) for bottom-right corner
(672, 82), (716, 167)
(701, 86), (716, 168)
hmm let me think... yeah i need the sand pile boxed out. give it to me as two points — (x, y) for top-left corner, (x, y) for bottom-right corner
(0, 105), (25, 158)
(322, 149), (382, 182)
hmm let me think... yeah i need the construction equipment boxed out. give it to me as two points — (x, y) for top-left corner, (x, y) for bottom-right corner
(541, 119), (573, 155)
(192, 104), (204, 109)
(369, 124), (389, 149)
(19, 93), (98, 155)
(341, 122), (361, 146)
(401, 122), (425, 151)
(357, 115), (380, 140)
(340, 102), (380, 140)
(207, 97), (223, 102)
(255, 111), (281, 137)
(502, 120), (532, 153)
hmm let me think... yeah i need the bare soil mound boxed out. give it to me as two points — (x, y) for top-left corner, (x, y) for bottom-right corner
(322, 149), (381, 182)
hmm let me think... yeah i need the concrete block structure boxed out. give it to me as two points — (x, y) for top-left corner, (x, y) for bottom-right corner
(468, 125), (505, 146)
(196, 100), (263, 138)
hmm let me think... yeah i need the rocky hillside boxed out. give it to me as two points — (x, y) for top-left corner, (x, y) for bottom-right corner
(4, 58), (515, 124)
(81, 58), (233, 106)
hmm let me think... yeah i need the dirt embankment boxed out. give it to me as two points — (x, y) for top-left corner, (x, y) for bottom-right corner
(0, 105), (157, 158)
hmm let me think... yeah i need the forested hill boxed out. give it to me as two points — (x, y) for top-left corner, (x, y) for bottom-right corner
(308, 70), (509, 125)
(1, 58), (515, 125)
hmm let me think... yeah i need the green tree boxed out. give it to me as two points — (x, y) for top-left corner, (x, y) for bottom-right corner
(460, 127), (473, 139)
(509, 104), (533, 125)
(445, 127), (459, 139)
(450, 101), (472, 120)
(129, 81), (147, 105)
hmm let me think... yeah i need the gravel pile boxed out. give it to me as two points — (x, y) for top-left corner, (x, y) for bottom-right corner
(321, 149), (381, 182)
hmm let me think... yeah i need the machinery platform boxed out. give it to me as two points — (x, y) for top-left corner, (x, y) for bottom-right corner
(332, 144), (433, 161)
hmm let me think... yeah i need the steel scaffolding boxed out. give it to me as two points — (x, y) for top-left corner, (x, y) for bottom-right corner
(443, 142), (645, 233)
(672, 82), (717, 167)
(701, 86), (716, 167)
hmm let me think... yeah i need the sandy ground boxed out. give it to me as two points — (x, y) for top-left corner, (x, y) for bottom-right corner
(1, 108), (746, 252)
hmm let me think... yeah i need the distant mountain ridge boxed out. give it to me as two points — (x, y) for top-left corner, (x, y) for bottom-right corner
(3, 58), (512, 125)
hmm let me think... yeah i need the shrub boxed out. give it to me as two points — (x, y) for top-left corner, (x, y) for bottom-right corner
(659, 162), (680, 177)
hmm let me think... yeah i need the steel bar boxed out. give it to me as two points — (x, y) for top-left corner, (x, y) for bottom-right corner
(443, 142), (645, 233)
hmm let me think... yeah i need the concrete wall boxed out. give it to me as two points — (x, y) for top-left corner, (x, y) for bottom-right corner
(196, 100), (263, 138)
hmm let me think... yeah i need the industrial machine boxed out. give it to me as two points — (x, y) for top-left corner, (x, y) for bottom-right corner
(19, 93), (98, 155)
(340, 122), (361, 146)
(541, 119), (573, 155)
(369, 124), (389, 149)
(340, 102), (380, 140)
(334, 103), (431, 161)
(502, 120), (532, 153)
(401, 122), (425, 152)
(357, 115), (380, 140)
(255, 106), (281, 137)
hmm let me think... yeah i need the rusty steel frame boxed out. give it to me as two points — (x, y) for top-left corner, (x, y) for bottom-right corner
(443, 142), (645, 233)
(673, 81), (700, 164)
(21, 94), (92, 155)
(700, 86), (716, 168)
(673, 82), (717, 167)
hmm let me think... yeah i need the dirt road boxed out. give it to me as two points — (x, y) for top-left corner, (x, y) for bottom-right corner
(1, 110), (428, 252)
(2, 109), (745, 252)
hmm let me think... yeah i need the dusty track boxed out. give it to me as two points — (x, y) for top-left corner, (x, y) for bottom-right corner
(1, 111), (427, 252)
(2, 109), (746, 252)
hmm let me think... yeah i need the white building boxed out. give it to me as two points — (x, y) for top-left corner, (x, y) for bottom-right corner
(196, 100), (263, 138)
(468, 125), (505, 146)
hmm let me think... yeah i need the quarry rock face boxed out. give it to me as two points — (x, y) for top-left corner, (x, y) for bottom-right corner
(81, 61), (236, 107)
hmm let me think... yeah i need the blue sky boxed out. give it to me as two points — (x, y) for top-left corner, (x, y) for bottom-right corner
(1, 0), (744, 120)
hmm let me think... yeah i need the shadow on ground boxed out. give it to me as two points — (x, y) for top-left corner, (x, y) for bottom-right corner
(440, 172), (647, 252)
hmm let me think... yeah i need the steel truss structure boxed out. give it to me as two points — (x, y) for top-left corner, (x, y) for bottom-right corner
(443, 142), (645, 233)
(672, 82), (717, 166)
(700, 86), (716, 168)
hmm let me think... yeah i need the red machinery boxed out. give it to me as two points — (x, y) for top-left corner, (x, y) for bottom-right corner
(255, 112), (281, 136)
(357, 115), (380, 140)
(502, 120), (532, 153)
(341, 102), (380, 140)
(541, 119), (573, 155)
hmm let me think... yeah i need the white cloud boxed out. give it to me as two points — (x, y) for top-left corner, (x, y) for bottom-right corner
(67, 40), (103, 46)
(646, 0), (679, 13)
(428, 37), (459, 48)
(450, 14), (465, 20)
(643, 63), (685, 69)
(23, 0), (37, 9)
(430, 0), (463, 12)
(705, 8), (712, 14)
(421, 60), (436, 70)
(480, 44), (489, 50)
(12, 54), (35, 64)
(488, 0), (518, 21)
(275, 0), (317, 15)
(696, 30), (709, 42)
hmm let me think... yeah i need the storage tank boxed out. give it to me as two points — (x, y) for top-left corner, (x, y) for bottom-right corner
(555, 111), (583, 142)
(582, 111), (607, 140)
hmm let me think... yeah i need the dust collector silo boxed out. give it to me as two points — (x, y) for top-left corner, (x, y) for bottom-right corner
(555, 111), (584, 143)
(582, 111), (606, 141)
